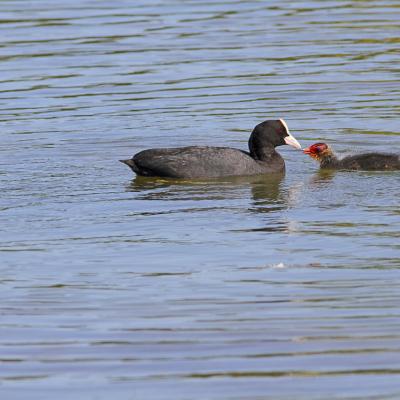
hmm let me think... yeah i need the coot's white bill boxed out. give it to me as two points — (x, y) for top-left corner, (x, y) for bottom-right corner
(279, 119), (302, 150)
(284, 133), (302, 150)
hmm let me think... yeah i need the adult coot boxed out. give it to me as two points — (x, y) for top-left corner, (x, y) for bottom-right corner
(304, 142), (400, 170)
(120, 119), (301, 178)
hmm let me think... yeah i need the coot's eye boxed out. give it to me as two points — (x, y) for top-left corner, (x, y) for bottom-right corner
(311, 143), (327, 153)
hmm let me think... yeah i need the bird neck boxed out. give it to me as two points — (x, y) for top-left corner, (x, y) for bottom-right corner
(249, 137), (278, 161)
(320, 151), (339, 168)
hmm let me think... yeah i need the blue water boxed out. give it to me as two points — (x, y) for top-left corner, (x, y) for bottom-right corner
(1, 1), (400, 399)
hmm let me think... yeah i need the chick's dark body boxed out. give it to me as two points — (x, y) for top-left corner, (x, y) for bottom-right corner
(321, 153), (400, 171)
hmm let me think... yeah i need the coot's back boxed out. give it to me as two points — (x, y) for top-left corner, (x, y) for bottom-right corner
(129, 146), (284, 178)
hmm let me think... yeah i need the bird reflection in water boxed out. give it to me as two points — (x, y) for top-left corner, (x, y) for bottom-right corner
(127, 174), (285, 206)
(248, 174), (285, 211)
(309, 169), (337, 186)
(246, 174), (305, 234)
(126, 174), (304, 235)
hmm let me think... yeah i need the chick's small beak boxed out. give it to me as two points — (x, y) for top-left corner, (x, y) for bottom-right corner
(284, 133), (302, 150)
(303, 147), (312, 154)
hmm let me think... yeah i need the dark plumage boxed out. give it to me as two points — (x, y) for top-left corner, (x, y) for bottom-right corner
(304, 142), (400, 171)
(120, 119), (301, 178)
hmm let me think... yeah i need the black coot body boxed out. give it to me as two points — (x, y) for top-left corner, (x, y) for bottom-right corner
(304, 143), (400, 171)
(120, 119), (301, 179)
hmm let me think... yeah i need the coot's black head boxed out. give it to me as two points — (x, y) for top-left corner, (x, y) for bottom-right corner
(249, 119), (301, 158)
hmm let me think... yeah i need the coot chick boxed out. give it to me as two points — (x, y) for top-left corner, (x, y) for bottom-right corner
(304, 142), (400, 171)
(120, 119), (301, 178)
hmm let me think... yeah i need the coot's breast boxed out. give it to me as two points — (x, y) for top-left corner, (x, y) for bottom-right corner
(340, 153), (400, 171)
(133, 146), (284, 178)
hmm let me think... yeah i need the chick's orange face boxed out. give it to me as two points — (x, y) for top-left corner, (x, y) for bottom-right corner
(303, 143), (329, 160)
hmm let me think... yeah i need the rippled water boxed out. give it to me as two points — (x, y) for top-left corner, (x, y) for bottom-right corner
(1, 1), (400, 399)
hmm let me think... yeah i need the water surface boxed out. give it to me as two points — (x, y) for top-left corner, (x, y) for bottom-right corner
(1, 1), (400, 399)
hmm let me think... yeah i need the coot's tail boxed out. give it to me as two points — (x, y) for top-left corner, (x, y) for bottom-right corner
(119, 159), (140, 174)
(120, 159), (134, 167)
(120, 158), (156, 176)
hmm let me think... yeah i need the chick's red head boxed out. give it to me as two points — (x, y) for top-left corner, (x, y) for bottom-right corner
(303, 143), (330, 160)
